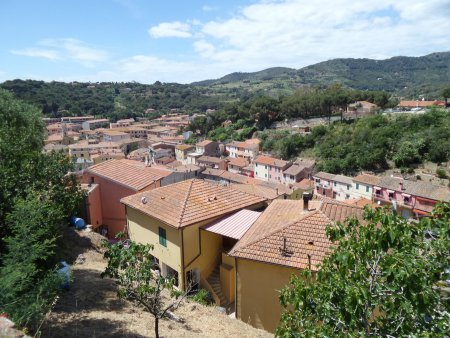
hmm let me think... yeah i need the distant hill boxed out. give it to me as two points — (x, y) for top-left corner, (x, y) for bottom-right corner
(192, 67), (296, 86)
(1, 52), (449, 118)
(193, 52), (450, 99)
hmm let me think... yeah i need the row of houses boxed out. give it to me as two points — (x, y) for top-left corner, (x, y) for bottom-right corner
(80, 158), (362, 333)
(313, 172), (450, 218)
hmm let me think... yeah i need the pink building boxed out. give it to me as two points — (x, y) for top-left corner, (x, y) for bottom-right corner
(373, 176), (450, 219)
(82, 159), (169, 238)
(254, 155), (291, 183)
(312, 172), (335, 198)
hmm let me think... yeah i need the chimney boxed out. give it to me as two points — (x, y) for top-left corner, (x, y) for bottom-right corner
(303, 192), (311, 211)
(399, 181), (404, 190)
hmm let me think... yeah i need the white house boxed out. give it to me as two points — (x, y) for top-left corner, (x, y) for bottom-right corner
(330, 175), (354, 200)
(352, 174), (380, 200)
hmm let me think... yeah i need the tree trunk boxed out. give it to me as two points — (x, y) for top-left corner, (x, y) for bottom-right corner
(155, 316), (159, 338)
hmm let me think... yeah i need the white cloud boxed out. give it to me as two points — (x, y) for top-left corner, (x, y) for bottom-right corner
(11, 48), (61, 61)
(202, 5), (216, 12)
(149, 21), (192, 38)
(11, 38), (108, 67)
(194, 0), (450, 71)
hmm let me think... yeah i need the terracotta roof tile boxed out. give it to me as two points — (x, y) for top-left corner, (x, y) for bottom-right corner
(230, 183), (284, 200)
(196, 140), (214, 147)
(255, 155), (290, 168)
(229, 197), (364, 270)
(314, 171), (336, 180)
(86, 159), (167, 191)
(121, 179), (267, 228)
(353, 174), (380, 186)
(228, 157), (249, 167)
(377, 176), (450, 202)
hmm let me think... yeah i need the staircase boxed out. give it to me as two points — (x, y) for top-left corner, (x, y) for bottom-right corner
(207, 266), (229, 308)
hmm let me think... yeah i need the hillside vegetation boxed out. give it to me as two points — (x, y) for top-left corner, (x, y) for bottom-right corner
(258, 108), (450, 175)
(1, 52), (449, 120)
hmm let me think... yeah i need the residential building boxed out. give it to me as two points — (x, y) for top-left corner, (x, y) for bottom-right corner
(61, 116), (95, 124)
(197, 156), (228, 170)
(282, 159), (315, 185)
(313, 172), (335, 198)
(110, 118), (135, 128)
(82, 159), (169, 238)
(345, 101), (378, 118)
(352, 174), (380, 200)
(398, 100), (445, 109)
(121, 179), (267, 300)
(102, 130), (131, 143)
(229, 198), (364, 333)
(196, 140), (221, 157)
(225, 139), (260, 160)
(331, 174), (354, 200)
(373, 176), (450, 219)
(81, 119), (109, 130)
(228, 157), (249, 174)
(175, 144), (195, 165)
(254, 155), (292, 183)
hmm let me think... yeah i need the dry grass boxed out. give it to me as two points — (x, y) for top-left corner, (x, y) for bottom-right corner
(40, 229), (272, 338)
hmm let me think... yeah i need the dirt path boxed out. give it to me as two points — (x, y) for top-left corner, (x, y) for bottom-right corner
(40, 230), (272, 338)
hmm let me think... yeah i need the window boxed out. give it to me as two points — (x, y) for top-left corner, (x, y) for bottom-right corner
(388, 192), (394, 199)
(269, 174), (272, 179)
(265, 174), (267, 178)
(356, 183), (359, 190)
(346, 194), (350, 199)
(347, 185), (350, 190)
(366, 186), (369, 193)
(334, 182), (336, 187)
(404, 196), (410, 204)
(265, 165), (267, 169)
(159, 227), (167, 247)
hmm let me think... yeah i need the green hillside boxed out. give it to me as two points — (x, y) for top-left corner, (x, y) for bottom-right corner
(195, 52), (450, 99)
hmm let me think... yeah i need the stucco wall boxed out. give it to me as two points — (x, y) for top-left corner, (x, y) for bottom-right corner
(236, 258), (300, 333)
(127, 207), (183, 281)
(86, 184), (103, 227)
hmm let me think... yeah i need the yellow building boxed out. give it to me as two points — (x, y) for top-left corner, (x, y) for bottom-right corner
(229, 198), (364, 333)
(121, 179), (266, 308)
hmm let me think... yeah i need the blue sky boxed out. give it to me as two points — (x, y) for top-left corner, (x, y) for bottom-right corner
(1, 0), (449, 84)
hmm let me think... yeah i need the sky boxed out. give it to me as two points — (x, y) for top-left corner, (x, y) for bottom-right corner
(1, 0), (449, 84)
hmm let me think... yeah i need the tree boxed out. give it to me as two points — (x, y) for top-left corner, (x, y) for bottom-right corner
(277, 204), (450, 337)
(442, 85), (450, 107)
(102, 238), (190, 338)
(0, 90), (85, 332)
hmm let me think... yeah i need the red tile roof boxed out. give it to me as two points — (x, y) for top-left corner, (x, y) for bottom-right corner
(353, 174), (380, 186)
(196, 140), (214, 147)
(254, 155), (290, 168)
(228, 157), (249, 167)
(121, 179), (267, 229)
(86, 159), (168, 191)
(229, 198), (364, 270)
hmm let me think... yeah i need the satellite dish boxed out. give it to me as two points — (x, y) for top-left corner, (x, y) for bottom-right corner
(141, 196), (148, 204)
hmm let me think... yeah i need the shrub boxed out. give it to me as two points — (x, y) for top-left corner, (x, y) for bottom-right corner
(436, 167), (448, 179)
(189, 289), (214, 306)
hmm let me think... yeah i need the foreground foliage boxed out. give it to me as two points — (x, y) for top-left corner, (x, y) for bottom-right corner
(0, 90), (84, 331)
(277, 203), (450, 337)
(102, 237), (189, 338)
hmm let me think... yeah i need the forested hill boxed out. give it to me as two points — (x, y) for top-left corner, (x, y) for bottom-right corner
(193, 52), (450, 98)
(1, 52), (449, 119)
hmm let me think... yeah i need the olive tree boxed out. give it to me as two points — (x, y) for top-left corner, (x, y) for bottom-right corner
(277, 203), (450, 337)
(102, 237), (190, 338)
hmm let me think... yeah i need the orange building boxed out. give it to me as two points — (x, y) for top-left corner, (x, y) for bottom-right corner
(82, 159), (170, 238)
